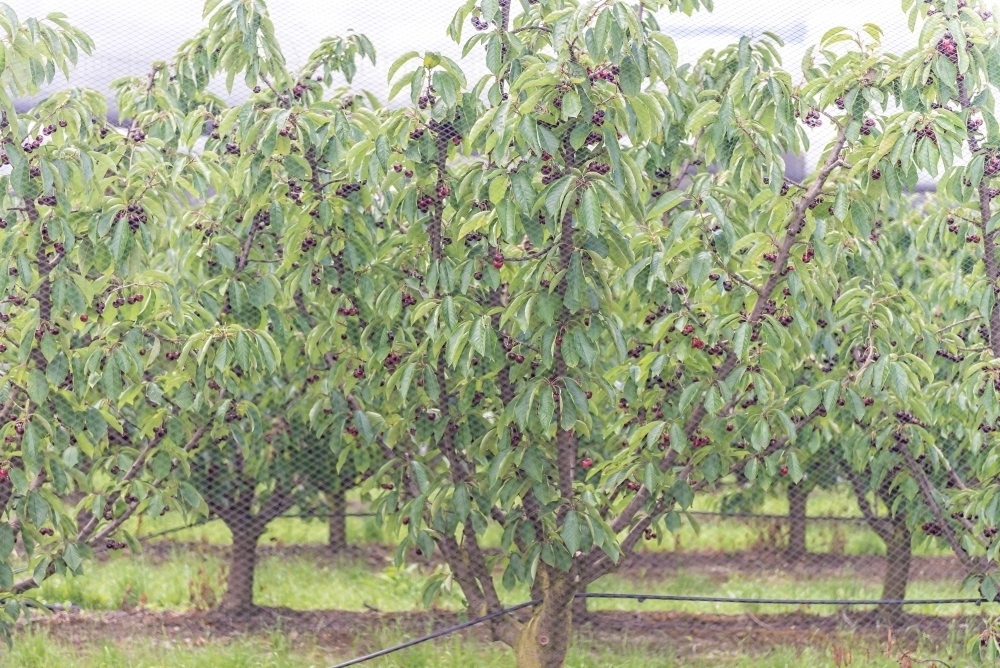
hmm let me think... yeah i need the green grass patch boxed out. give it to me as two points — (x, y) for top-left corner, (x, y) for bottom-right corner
(36, 546), (980, 617)
(5, 626), (959, 668)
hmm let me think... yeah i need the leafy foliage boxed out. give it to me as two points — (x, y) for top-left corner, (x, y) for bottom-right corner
(4, 0), (1000, 664)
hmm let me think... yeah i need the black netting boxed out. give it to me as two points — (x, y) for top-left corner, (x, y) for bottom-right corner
(2, 1), (1000, 667)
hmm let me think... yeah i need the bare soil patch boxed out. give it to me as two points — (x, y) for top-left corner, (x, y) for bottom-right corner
(20, 607), (982, 659)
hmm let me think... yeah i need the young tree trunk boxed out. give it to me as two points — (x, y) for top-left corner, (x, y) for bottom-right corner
(327, 486), (348, 555)
(880, 515), (911, 626)
(219, 518), (264, 616)
(514, 570), (576, 668)
(785, 483), (808, 561)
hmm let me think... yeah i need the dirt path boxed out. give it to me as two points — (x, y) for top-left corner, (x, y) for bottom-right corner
(19, 607), (984, 659)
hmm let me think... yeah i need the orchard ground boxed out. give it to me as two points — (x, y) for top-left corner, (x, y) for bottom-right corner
(5, 487), (990, 667)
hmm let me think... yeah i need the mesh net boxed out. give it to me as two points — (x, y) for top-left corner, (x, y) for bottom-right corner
(3, 0), (1000, 667)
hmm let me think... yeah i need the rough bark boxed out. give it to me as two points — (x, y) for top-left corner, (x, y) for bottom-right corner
(327, 486), (348, 555)
(785, 484), (809, 561)
(513, 569), (576, 668)
(571, 594), (588, 626)
(880, 515), (912, 627)
(219, 518), (264, 616)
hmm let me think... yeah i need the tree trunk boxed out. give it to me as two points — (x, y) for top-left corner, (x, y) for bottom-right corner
(328, 486), (348, 555)
(219, 519), (264, 616)
(785, 483), (808, 561)
(514, 570), (576, 668)
(571, 593), (588, 626)
(880, 515), (911, 626)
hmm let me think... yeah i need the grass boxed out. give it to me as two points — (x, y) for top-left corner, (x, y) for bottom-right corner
(14, 484), (979, 667)
(122, 485), (951, 559)
(3, 626), (963, 668)
(36, 544), (981, 617)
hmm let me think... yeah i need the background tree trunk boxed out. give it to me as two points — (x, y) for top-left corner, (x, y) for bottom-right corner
(327, 486), (348, 555)
(880, 514), (912, 626)
(785, 483), (809, 561)
(219, 517), (264, 616)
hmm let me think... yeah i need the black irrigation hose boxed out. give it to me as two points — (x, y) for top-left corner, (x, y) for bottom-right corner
(328, 600), (540, 668)
(282, 509), (880, 523)
(580, 592), (994, 606)
(327, 592), (999, 667)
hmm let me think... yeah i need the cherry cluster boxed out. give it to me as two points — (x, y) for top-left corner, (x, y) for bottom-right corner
(116, 202), (149, 232)
(384, 351), (403, 370)
(22, 134), (45, 153)
(393, 163), (415, 178)
(587, 64), (619, 84)
(416, 194), (437, 212)
(984, 152), (1000, 177)
(893, 410), (923, 427)
(301, 236), (318, 253)
(936, 34), (958, 63)
(800, 108), (821, 128)
(913, 123), (938, 145)
(109, 293), (144, 308)
(690, 434), (711, 449)
(921, 522), (944, 537)
(859, 117), (876, 136)
(286, 180), (304, 204)
(335, 182), (362, 197)
(935, 348), (965, 363)
(587, 161), (611, 174)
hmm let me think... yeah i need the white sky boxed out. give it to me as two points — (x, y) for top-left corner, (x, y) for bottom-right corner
(13, 0), (934, 102)
(11, 0), (992, 177)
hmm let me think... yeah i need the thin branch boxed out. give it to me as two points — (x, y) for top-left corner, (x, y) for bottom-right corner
(899, 448), (984, 573)
(260, 74), (291, 108)
(506, 241), (555, 262)
(511, 25), (551, 34)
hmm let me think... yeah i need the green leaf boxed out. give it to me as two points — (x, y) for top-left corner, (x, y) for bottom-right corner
(733, 323), (750, 361)
(750, 419), (770, 453)
(0, 524), (14, 559)
(689, 251), (711, 285)
(579, 186), (601, 235)
(618, 55), (641, 96)
(26, 369), (48, 405)
(108, 220), (132, 266)
(561, 510), (581, 554)
(603, 224), (634, 267)
(470, 316), (487, 356)
(787, 453), (804, 483)
(354, 409), (374, 444)
(62, 543), (82, 570)
(453, 484), (470, 523)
